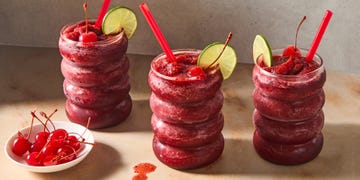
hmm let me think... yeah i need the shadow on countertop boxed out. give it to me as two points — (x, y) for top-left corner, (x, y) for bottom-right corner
(186, 123), (360, 178)
(34, 142), (122, 180)
(93, 99), (153, 133)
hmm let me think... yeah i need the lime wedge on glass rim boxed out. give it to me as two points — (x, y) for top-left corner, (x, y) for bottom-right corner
(197, 42), (237, 79)
(102, 6), (138, 39)
(253, 34), (272, 67)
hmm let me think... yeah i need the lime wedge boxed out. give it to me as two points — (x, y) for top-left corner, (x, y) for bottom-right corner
(253, 34), (272, 67)
(102, 6), (137, 39)
(198, 42), (237, 79)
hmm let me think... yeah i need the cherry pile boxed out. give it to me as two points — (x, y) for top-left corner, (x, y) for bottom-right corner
(11, 109), (94, 166)
(260, 16), (316, 75)
(262, 56), (305, 75)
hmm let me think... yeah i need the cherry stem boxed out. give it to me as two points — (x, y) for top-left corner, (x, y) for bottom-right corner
(80, 117), (91, 138)
(81, 141), (96, 146)
(46, 109), (57, 131)
(86, 117), (91, 129)
(26, 110), (36, 140)
(31, 111), (50, 132)
(48, 109), (58, 119)
(35, 136), (52, 159)
(294, 16), (306, 50)
(57, 145), (77, 162)
(68, 132), (85, 140)
(67, 132), (95, 146)
(206, 32), (233, 70)
(17, 131), (24, 137)
(48, 156), (60, 165)
(40, 111), (56, 131)
(83, 1), (88, 33)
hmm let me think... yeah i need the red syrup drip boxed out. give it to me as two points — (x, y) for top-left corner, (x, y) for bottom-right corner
(132, 163), (157, 180)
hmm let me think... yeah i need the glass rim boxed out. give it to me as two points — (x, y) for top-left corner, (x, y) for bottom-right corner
(59, 20), (126, 46)
(255, 48), (324, 78)
(150, 49), (220, 82)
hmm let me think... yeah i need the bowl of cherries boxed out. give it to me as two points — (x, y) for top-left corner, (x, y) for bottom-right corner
(4, 109), (95, 173)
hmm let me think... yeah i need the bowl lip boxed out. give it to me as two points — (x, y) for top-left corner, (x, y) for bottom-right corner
(4, 121), (94, 173)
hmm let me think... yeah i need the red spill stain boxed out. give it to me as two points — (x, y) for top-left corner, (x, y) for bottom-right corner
(132, 173), (148, 180)
(132, 163), (157, 180)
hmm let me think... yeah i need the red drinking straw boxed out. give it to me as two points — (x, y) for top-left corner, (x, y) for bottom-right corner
(139, 3), (176, 62)
(95, 0), (111, 28)
(305, 10), (333, 62)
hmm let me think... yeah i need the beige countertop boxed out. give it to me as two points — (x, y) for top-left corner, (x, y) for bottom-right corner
(1, 45), (360, 179)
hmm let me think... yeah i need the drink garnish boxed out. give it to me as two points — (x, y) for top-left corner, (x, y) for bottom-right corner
(79, 2), (98, 42)
(197, 32), (237, 79)
(102, 6), (138, 39)
(253, 34), (272, 67)
(283, 16), (306, 57)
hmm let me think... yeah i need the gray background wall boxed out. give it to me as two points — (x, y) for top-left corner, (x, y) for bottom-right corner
(0, 0), (358, 73)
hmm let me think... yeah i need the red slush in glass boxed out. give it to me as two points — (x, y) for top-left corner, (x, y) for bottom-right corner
(59, 21), (132, 129)
(252, 48), (326, 165)
(148, 49), (224, 169)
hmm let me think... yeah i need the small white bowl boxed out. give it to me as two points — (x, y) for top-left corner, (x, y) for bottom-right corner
(4, 121), (94, 173)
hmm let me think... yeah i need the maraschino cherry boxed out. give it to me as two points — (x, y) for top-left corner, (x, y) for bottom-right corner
(12, 135), (31, 156)
(79, 32), (97, 42)
(79, 2), (98, 42)
(11, 113), (38, 156)
(283, 16), (306, 57)
(188, 66), (206, 79)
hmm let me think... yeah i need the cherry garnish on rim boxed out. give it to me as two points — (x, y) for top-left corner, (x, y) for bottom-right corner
(188, 66), (206, 80)
(206, 32), (233, 70)
(79, 32), (98, 42)
(283, 16), (306, 57)
(79, 1), (98, 42)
